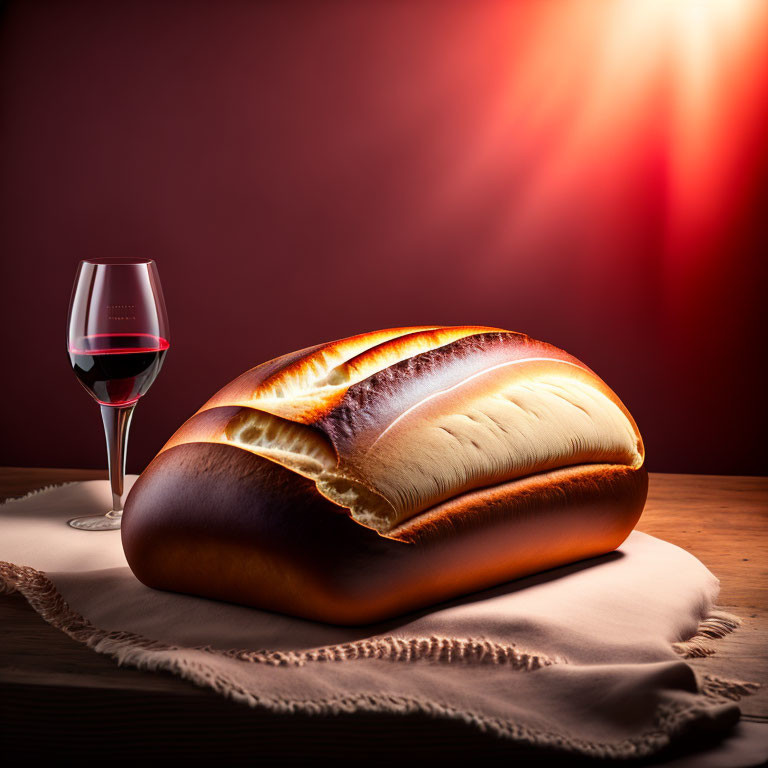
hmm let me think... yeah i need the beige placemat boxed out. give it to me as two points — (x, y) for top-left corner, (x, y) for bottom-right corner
(0, 479), (762, 762)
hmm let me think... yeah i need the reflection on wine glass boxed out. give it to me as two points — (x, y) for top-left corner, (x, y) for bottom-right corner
(66, 258), (169, 530)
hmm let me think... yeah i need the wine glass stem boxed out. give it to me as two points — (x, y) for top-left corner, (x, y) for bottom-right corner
(100, 403), (135, 515)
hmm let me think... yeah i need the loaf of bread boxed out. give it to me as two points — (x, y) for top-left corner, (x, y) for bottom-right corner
(121, 326), (647, 624)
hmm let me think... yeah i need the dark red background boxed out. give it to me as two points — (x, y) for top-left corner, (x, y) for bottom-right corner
(1, 0), (766, 475)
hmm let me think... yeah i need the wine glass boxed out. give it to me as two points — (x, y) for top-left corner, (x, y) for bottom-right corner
(66, 258), (170, 530)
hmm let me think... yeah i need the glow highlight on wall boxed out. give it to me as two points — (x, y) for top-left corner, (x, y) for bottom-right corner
(447, 0), (767, 303)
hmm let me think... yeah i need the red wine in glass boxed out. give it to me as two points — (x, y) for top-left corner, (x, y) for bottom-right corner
(66, 259), (170, 530)
(69, 333), (169, 406)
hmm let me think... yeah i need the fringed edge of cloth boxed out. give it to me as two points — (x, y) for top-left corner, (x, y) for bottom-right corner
(673, 610), (743, 658)
(1, 482), (77, 504)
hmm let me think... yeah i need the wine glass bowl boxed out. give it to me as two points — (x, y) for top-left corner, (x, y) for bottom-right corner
(66, 258), (169, 530)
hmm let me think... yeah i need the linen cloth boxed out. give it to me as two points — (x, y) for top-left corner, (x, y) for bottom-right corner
(0, 479), (762, 762)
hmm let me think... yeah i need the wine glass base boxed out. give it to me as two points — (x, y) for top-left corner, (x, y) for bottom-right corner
(67, 512), (122, 531)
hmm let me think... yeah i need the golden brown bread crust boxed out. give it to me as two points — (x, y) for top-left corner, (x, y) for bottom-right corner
(122, 442), (647, 624)
(121, 325), (648, 624)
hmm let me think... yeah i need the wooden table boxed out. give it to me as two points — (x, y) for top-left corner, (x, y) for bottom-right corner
(1, 467), (766, 762)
